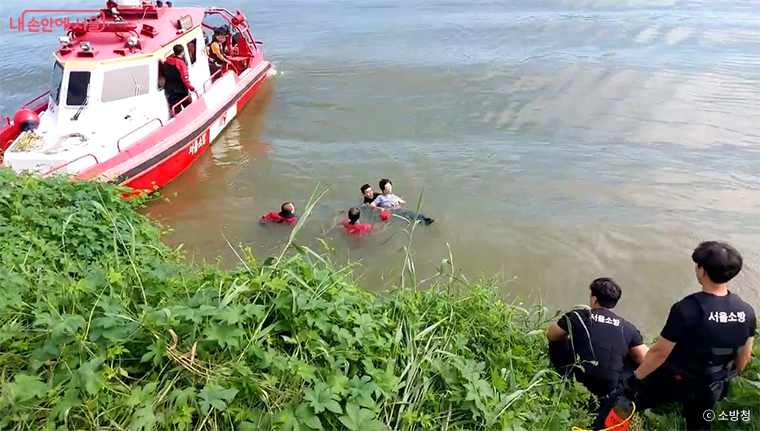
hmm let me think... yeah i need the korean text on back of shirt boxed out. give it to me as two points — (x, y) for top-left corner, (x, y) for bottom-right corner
(590, 313), (620, 327)
(708, 311), (746, 323)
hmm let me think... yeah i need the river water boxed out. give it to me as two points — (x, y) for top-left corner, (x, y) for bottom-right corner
(1, 0), (758, 334)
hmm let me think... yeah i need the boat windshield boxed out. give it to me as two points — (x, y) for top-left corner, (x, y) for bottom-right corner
(50, 62), (64, 105)
(66, 71), (91, 106)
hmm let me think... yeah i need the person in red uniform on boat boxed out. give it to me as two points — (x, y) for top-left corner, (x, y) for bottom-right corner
(340, 207), (375, 236)
(260, 202), (298, 226)
(163, 44), (195, 115)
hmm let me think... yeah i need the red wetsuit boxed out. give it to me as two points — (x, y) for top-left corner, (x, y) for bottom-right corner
(260, 212), (297, 225)
(341, 221), (373, 236)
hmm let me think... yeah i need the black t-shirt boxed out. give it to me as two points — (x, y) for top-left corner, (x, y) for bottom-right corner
(558, 307), (644, 351)
(661, 291), (756, 376)
(558, 308), (643, 389)
(363, 192), (380, 205)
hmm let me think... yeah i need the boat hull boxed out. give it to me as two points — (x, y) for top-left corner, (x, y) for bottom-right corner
(80, 62), (272, 191)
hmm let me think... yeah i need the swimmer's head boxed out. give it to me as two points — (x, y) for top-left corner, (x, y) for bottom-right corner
(348, 207), (361, 224)
(281, 202), (295, 215)
(379, 179), (392, 194)
(361, 184), (374, 199)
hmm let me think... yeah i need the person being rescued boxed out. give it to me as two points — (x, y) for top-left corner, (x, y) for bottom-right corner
(163, 44), (195, 115)
(208, 29), (234, 79)
(368, 179), (434, 225)
(259, 202), (297, 226)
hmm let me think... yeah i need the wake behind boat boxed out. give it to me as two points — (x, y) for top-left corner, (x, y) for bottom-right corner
(0, 0), (273, 191)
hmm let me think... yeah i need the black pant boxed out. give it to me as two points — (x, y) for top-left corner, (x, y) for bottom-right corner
(549, 340), (633, 402)
(388, 208), (433, 225)
(616, 367), (724, 431)
(167, 91), (191, 115)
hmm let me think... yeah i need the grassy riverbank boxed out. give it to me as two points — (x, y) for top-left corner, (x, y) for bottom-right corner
(0, 169), (757, 430)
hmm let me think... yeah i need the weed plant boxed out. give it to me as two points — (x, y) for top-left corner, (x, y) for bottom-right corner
(0, 169), (757, 430)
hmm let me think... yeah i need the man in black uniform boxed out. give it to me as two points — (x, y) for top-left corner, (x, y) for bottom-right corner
(620, 241), (756, 431)
(547, 278), (649, 400)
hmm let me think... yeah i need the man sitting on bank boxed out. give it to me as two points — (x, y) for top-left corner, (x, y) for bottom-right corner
(547, 278), (649, 400)
(612, 241), (756, 431)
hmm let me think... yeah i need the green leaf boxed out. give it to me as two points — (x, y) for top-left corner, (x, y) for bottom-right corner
(296, 402), (323, 430)
(348, 375), (380, 408)
(303, 383), (342, 415)
(130, 405), (156, 431)
(51, 389), (79, 421)
(307, 313), (332, 334)
(216, 305), (243, 325)
(127, 382), (158, 407)
(204, 322), (245, 349)
(327, 374), (350, 397)
(140, 339), (166, 366)
(170, 387), (197, 408)
(77, 357), (105, 396)
(199, 384), (238, 413)
(4, 374), (49, 402)
(338, 403), (384, 431)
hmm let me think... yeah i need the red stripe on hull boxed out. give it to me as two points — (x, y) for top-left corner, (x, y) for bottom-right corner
(237, 73), (267, 110)
(123, 128), (210, 191)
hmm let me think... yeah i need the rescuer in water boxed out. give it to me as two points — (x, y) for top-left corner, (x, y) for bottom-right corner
(546, 278), (649, 403)
(260, 202), (297, 226)
(337, 207), (390, 236)
(361, 184), (380, 205)
(607, 241), (757, 431)
(360, 184), (390, 221)
(163, 44), (195, 115)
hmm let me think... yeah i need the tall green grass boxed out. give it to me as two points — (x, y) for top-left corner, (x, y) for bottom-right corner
(0, 169), (756, 430)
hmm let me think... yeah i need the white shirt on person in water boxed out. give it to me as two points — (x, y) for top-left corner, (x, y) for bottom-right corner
(373, 193), (402, 208)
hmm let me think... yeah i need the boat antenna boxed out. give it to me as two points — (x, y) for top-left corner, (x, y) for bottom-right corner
(131, 73), (141, 97)
(71, 83), (90, 121)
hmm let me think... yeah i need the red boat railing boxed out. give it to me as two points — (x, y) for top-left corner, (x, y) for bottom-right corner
(202, 69), (224, 93)
(205, 8), (258, 55)
(116, 117), (164, 151)
(171, 90), (199, 116)
(43, 153), (99, 176)
(0, 117), (10, 128)
(22, 91), (51, 110)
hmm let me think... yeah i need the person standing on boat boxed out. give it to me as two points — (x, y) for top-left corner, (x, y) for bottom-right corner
(163, 44), (195, 115)
(208, 29), (233, 77)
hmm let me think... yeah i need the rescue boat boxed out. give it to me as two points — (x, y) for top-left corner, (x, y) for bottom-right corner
(0, 0), (273, 192)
